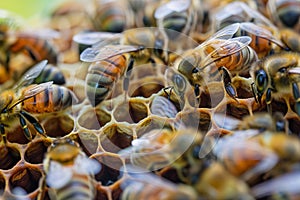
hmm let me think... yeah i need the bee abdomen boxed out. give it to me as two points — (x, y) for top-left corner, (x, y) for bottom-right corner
(22, 84), (75, 113)
(56, 174), (94, 200)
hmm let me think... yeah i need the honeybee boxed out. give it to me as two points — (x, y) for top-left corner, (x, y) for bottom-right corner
(120, 165), (198, 200)
(267, 0), (300, 32)
(0, 60), (78, 142)
(92, 0), (134, 33)
(252, 171), (300, 199)
(173, 23), (258, 100)
(42, 137), (101, 200)
(154, 0), (199, 39)
(214, 130), (300, 181)
(212, 1), (276, 31)
(33, 64), (66, 85)
(77, 27), (172, 106)
(213, 111), (289, 133)
(118, 128), (199, 172)
(0, 61), (49, 143)
(250, 52), (300, 115)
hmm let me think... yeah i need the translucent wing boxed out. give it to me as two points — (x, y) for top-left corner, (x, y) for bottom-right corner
(288, 67), (300, 74)
(240, 22), (286, 48)
(22, 81), (53, 99)
(207, 23), (240, 41)
(13, 60), (48, 90)
(252, 172), (300, 198)
(150, 95), (178, 118)
(201, 36), (252, 67)
(74, 155), (101, 175)
(46, 161), (73, 189)
(73, 31), (118, 46)
(154, 0), (190, 19)
(213, 113), (241, 130)
(80, 45), (142, 62)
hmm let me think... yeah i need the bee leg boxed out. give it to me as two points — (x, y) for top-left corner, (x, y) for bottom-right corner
(266, 88), (272, 114)
(292, 82), (300, 116)
(163, 86), (173, 100)
(251, 82), (259, 104)
(123, 58), (135, 100)
(0, 124), (7, 144)
(19, 113), (32, 140)
(20, 110), (46, 137)
(220, 67), (238, 102)
(194, 84), (201, 104)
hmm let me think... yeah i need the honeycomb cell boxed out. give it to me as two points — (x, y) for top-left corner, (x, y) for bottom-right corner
(99, 123), (134, 153)
(0, 172), (5, 196)
(113, 98), (148, 124)
(77, 106), (111, 130)
(42, 114), (74, 138)
(128, 77), (165, 98)
(177, 109), (211, 132)
(6, 125), (36, 144)
(24, 138), (52, 164)
(0, 144), (21, 170)
(136, 115), (174, 138)
(9, 165), (42, 195)
(78, 131), (99, 156)
(92, 153), (124, 186)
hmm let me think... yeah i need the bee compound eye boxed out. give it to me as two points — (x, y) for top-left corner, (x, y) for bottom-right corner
(173, 74), (186, 93)
(256, 69), (268, 92)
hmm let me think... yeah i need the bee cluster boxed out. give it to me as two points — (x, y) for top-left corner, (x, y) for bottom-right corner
(0, 0), (300, 199)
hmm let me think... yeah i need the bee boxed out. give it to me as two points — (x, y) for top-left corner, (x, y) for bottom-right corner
(0, 60), (78, 142)
(173, 23), (258, 100)
(252, 171), (300, 199)
(212, 1), (276, 31)
(267, 0), (300, 32)
(33, 64), (66, 85)
(0, 60), (49, 143)
(214, 130), (300, 181)
(250, 51), (300, 116)
(213, 111), (289, 133)
(0, 30), (58, 69)
(154, 0), (199, 39)
(92, 0), (134, 33)
(42, 137), (101, 200)
(77, 27), (171, 106)
(120, 165), (198, 200)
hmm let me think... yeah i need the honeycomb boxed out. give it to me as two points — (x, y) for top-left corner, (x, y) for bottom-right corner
(0, 0), (300, 199)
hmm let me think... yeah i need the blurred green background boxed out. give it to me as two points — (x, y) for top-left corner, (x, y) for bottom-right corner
(0, 0), (60, 19)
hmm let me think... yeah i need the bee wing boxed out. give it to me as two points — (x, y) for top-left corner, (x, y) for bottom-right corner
(80, 45), (142, 62)
(201, 36), (252, 67)
(74, 155), (101, 175)
(288, 67), (300, 74)
(13, 60), (48, 90)
(154, 0), (190, 19)
(73, 31), (119, 46)
(207, 23), (240, 41)
(213, 113), (242, 130)
(121, 164), (177, 189)
(240, 22), (286, 48)
(21, 81), (53, 99)
(150, 96), (178, 118)
(46, 161), (73, 189)
(252, 172), (300, 198)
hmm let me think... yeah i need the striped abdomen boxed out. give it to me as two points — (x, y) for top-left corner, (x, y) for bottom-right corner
(22, 84), (75, 113)
(85, 55), (127, 106)
(55, 174), (95, 200)
(9, 33), (58, 64)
